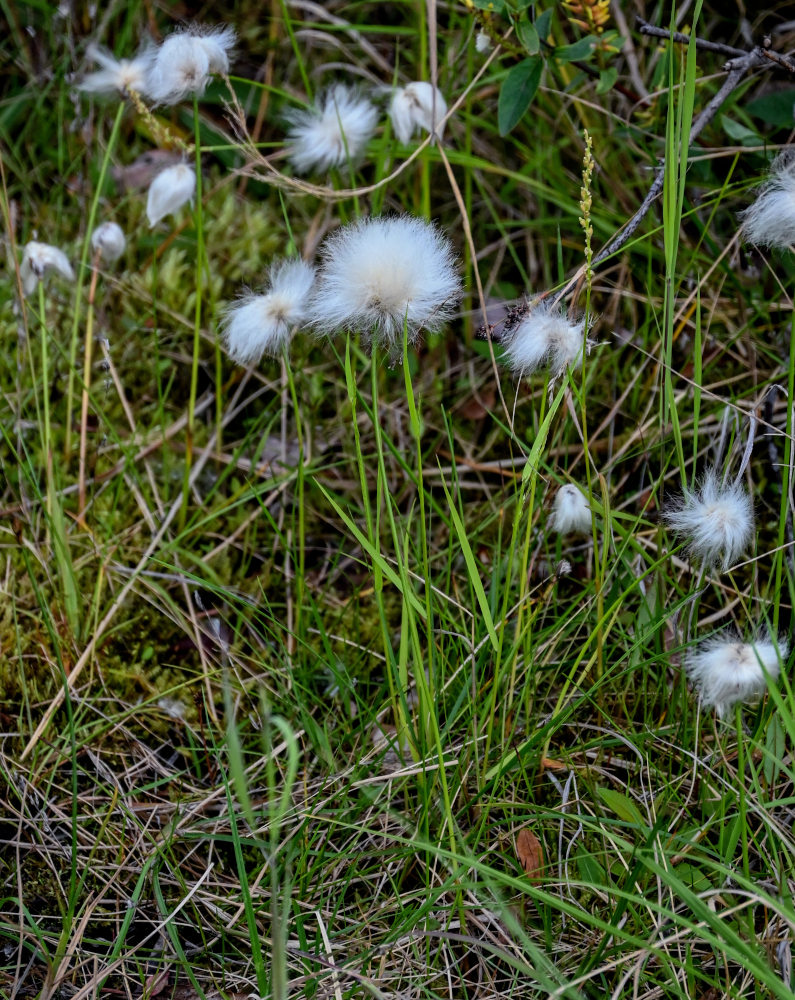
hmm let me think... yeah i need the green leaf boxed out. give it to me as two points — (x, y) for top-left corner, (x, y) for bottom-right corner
(746, 89), (795, 128)
(535, 8), (554, 42)
(498, 56), (543, 135)
(674, 863), (712, 893)
(596, 786), (645, 828)
(554, 35), (600, 62)
(472, 0), (506, 11)
(515, 18), (539, 55)
(721, 114), (761, 146)
(575, 847), (606, 884)
(596, 66), (618, 95)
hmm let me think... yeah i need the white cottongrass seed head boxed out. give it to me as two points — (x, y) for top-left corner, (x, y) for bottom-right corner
(685, 629), (789, 717)
(389, 81), (448, 144)
(740, 156), (795, 250)
(663, 469), (754, 570)
(147, 25), (234, 104)
(20, 241), (75, 297)
(222, 258), (316, 364)
(78, 43), (155, 97)
(146, 162), (196, 227)
(307, 215), (461, 345)
(548, 484), (592, 534)
(501, 304), (592, 377)
(91, 221), (126, 264)
(475, 31), (493, 54)
(188, 23), (236, 74)
(286, 84), (378, 174)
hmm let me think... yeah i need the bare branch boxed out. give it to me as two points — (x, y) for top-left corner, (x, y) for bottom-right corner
(636, 17), (748, 59)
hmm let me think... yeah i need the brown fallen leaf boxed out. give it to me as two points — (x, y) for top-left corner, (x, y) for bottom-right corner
(515, 827), (543, 880)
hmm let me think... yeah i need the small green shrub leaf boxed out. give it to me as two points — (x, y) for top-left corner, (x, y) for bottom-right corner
(515, 19), (539, 55)
(498, 56), (543, 136)
(746, 89), (795, 127)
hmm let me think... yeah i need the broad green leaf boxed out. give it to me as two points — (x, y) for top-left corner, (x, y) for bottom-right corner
(498, 56), (543, 136)
(575, 847), (606, 884)
(515, 18), (539, 55)
(596, 786), (645, 828)
(746, 89), (795, 128)
(554, 35), (599, 62)
(596, 66), (618, 94)
(721, 114), (762, 146)
(535, 8), (554, 42)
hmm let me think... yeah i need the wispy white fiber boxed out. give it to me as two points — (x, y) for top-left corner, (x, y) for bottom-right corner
(307, 215), (461, 345)
(389, 82), (448, 143)
(20, 241), (75, 297)
(286, 85), (378, 174)
(501, 304), (592, 377)
(146, 163), (196, 226)
(91, 221), (126, 263)
(685, 630), (788, 717)
(77, 43), (155, 97)
(741, 157), (795, 250)
(663, 468), (754, 570)
(147, 25), (235, 104)
(222, 258), (316, 364)
(189, 23), (236, 74)
(548, 484), (592, 534)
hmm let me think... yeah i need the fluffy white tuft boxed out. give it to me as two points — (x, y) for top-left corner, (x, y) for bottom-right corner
(188, 24), (236, 74)
(306, 215), (461, 345)
(389, 82), (448, 144)
(20, 241), (75, 297)
(475, 31), (492, 54)
(77, 43), (155, 97)
(664, 469), (754, 570)
(146, 25), (233, 104)
(146, 163), (196, 227)
(548, 484), (592, 534)
(685, 630), (788, 717)
(501, 304), (591, 377)
(740, 158), (795, 250)
(91, 221), (126, 264)
(222, 258), (316, 364)
(287, 85), (378, 174)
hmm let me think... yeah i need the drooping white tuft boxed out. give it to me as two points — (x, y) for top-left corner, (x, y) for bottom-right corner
(740, 157), (795, 250)
(19, 241), (75, 297)
(146, 163), (196, 227)
(77, 43), (156, 97)
(663, 469), (754, 570)
(501, 304), (592, 377)
(222, 258), (316, 364)
(286, 85), (378, 174)
(307, 215), (461, 345)
(548, 484), (592, 534)
(475, 31), (493, 54)
(91, 221), (126, 264)
(389, 82), (448, 144)
(685, 630), (788, 717)
(147, 24), (235, 104)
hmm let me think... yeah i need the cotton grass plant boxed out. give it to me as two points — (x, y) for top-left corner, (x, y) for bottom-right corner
(5, 4), (795, 1000)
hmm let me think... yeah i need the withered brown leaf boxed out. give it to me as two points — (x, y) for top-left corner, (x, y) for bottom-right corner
(515, 827), (543, 879)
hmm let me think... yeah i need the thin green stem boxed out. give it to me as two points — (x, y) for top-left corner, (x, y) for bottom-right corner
(64, 99), (125, 460)
(181, 93), (205, 527)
